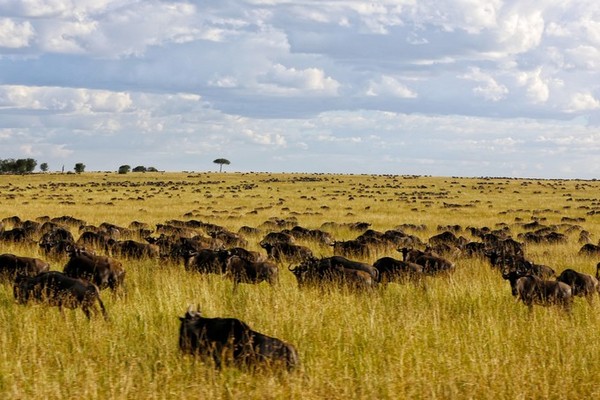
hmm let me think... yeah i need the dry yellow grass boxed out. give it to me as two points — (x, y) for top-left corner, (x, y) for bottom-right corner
(1, 172), (599, 399)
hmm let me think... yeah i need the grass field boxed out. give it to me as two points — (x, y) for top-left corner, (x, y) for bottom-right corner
(1, 172), (599, 399)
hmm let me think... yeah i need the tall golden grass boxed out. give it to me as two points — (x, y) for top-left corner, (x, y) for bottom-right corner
(0, 172), (599, 399)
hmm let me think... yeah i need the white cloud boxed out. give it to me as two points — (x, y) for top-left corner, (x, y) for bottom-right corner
(516, 68), (550, 103)
(460, 68), (508, 101)
(566, 92), (600, 113)
(242, 128), (286, 146)
(257, 63), (340, 95)
(0, 85), (133, 113)
(0, 18), (35, 48)
(366, 75), (417, 98)
(496, 8), (545, 54)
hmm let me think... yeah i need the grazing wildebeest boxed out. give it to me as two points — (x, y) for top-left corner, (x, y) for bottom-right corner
(260, 242), (314, 263)
(14, 271), (108, 319)
(63, 248), (125, 291)
(182, 249), (231, 275)
(286, 226), (335, 246)
(259, 231), (297, 246)
(556, 268), (600, 301)
(399, 248), (454, 275)
(513, 275), (572, 311)
(0, 227), (30, 243)
(331, 239), (372, 259)
(228, 247), (265, 263)
(0, 253), (50, 280)
(225, 256), (279, 289)
(178, 306), (299, 371)
(288, 256), (377, 290)
(208, 230), (248, 248)
(106, 239), (160, 260)
(578, 243), (600, 256)
(373, 257), (423, 284)
(76, 231), (113, 251)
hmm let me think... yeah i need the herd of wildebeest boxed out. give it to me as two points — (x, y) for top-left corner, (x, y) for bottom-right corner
(2, 210), (600, 371)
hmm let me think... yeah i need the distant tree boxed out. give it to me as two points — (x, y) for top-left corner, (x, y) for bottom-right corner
(146, 166), (158, 172)
(40, 162), (49, 172)
(132, 166), (146, 172)
(0, 159), (15, 173)
(0, 158), (37, 173)
(213, 158), (231, 172)
(118, 165), (131, 174)
(74, 163), (85, 174)
(24, 158), (37, 173)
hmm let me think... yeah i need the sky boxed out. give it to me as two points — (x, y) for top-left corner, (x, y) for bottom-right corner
(0, 1), (599, 179)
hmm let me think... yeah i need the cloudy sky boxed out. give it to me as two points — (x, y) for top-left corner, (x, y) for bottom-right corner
(1, 1), (599, 178)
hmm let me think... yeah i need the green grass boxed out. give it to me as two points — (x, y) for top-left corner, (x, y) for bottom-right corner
(1, 172), (600, 399)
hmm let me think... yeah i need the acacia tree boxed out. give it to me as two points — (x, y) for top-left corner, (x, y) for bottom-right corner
(213, 158), (231, 172)
(40, 163), (48, 172)
(74, 163), (85, 174)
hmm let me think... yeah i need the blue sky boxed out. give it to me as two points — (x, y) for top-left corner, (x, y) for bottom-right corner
(0, 1), (599, 178)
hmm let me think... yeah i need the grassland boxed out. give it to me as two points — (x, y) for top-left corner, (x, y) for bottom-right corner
(1, 172), (600, 399)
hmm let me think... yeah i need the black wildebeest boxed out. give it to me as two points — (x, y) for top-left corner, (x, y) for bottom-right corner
(225, 256), (279, 289)
(178, 306), (299, 371)
(556, 268), (600, 302)
(63, 248), (125, 291)
(0, 253), (50, 280)
(13, 271), (108, 319)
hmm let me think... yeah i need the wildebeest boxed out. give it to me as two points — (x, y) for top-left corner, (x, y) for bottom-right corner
(0, 227), (31, 243)
(513, 274), (573, 311)
(259, 231), (297, 246)
(39, 227), (75, 251)
(106, 239), (160, 260)
(0, 253), (50, 280)
(63, 248), (125, 291)
(578, 243), (600, 256)
(373, 257), (423, 284)
(260, 242), (314, 263)
(556, 268), (600, 301)
(285, 226), (335, 246)
(182, 249), (231, 274)
(399, 248), (455, 275)
(178, 306), (299, 371)
(146, 234), (222, 263)
(288, 256), (378, 290)
(207, 229), (248, 248)
(13, 271), (108, 319)
(331, 239), (372, 259)
(491, 253), (555, 279)
(225, 256), (279, 289)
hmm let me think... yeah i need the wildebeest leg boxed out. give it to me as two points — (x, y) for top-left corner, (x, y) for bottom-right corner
(97, 297), (109, 321)
(232, 279), (240, 293)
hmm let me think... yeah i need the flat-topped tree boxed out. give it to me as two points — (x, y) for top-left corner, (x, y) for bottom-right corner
(213, 158), (231, 172)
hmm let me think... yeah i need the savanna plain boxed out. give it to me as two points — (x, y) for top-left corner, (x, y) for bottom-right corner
(1, 172), (600, 400)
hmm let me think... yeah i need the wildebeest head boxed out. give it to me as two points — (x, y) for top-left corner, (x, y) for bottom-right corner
(13, 275), (34, 304)
(502, 267), (528, 296)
